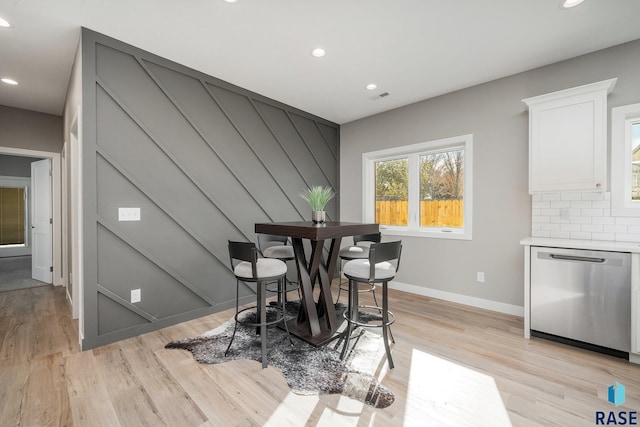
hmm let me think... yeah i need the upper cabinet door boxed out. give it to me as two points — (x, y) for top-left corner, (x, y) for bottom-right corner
(523, 78), (617, 194)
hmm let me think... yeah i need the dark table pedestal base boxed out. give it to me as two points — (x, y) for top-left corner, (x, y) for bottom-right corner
(255, 221), (378, 347)
(285, 314), (346, 347)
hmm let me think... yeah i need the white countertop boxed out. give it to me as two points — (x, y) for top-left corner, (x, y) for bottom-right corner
(520, 237), (640, 253)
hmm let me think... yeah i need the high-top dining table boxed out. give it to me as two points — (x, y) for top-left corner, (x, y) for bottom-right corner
(255, 221), (379, 346)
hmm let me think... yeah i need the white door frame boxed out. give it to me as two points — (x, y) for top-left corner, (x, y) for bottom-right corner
(61, 142), (69, 303)
(0, 147), (63, 287)
(69, 110), (84, 328)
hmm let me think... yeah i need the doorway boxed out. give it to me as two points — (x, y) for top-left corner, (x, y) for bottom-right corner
(0, 148), (63, 293)
(0, 155), (50, 291)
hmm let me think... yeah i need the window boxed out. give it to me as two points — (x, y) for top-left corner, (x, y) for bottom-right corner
(363, 134), (472, 240)
(612, 103), (640, 216)
(0, 186), (26, 246)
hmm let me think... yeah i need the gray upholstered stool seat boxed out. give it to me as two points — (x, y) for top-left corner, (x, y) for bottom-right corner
(263, 245), (295, 259)
(340, 240), (402, 370)
(338, 245), (369, 259)
(233, 258), (287, 279)
(343, 259), (396, 280)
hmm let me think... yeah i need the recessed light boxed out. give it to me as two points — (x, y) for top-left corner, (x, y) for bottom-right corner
(311, 48), (326, 58)
(366, 83), (378, 91)
(223, 0), (237, 3)
(1, 78), (18, 85)
(562, 0), (584, 8)
(0, 17), (11, 28)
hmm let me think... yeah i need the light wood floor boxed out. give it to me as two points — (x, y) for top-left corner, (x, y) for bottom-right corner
(1, 284), (639, 427)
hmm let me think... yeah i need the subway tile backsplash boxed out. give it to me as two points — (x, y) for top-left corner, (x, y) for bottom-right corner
(531, 191), (640, 242)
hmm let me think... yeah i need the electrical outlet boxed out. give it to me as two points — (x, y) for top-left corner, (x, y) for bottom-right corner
(131, 288), (141, 303)
(477, 272), (485, 283)
(118, 207), (141, 221)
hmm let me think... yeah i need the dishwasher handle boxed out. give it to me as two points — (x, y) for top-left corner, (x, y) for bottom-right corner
(549, 254), (606, 263)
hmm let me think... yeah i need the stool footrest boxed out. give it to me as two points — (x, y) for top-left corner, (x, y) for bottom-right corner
(338, 281), (375, 292)
(266, 280), (299, 293)
(343, 304), (395, 328)
(234, 305), (286, 328)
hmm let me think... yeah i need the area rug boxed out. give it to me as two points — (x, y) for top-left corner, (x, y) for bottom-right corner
(165, 303), (395, 408)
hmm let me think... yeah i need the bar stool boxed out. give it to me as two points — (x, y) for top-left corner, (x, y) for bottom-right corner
(225, 240), (292, 369)
(340, 240), (402, 369)
(257, 233), (300, 305)
(337, 233), (382, 306)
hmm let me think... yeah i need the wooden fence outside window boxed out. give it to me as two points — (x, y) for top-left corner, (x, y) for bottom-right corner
(375, 200), (463, 227)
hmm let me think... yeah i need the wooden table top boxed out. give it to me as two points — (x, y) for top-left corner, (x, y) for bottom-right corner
(255, 221), (379, 240)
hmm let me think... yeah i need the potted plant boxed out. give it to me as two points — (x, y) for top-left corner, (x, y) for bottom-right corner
(299, 185), (336, 223)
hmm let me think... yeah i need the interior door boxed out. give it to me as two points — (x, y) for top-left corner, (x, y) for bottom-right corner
(31, 158), (52, 283)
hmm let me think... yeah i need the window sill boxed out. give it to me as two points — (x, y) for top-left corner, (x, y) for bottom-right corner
(380, 227), (472, 241)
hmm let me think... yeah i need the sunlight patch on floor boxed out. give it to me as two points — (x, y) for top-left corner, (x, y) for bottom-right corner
(404, 349), (512, 426)
(317, 395), (369, 426)
(263, 392), (374, 427)
(263, 392), (320, 427)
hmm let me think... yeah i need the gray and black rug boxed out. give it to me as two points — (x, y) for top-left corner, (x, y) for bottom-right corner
(165, 303), (395, 408)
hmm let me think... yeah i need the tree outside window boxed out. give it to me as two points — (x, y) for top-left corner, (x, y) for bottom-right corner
(375, 158), (408, 226)
(420, 149), (464, 227)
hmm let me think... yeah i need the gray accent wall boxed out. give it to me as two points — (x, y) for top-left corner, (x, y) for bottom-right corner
(80, 29), (339, 349)
(340, 39), (640, 311)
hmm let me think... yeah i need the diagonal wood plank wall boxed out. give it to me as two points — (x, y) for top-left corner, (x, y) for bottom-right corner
(80, 29), (339, 349)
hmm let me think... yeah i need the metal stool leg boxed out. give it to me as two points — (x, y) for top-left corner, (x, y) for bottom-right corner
(225, 279), (241, 356)
(371, 284), (379, 307)
(340, 278), (356, 360)
(280, 277), (293, 346)
(336, 257), (344, 303)
(277, 278), (284, 306)
(382, 281), (394, 369)
(258, 281), (267, 369)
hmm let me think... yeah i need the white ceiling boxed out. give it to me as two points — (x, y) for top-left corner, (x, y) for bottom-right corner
(1, 0), (640, 124)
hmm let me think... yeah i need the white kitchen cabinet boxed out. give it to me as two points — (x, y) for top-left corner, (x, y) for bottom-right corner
(522, 78), (617, 194)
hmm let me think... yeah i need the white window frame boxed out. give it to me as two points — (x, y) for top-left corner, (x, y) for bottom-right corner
(612, 103), (640, 217)
(362, 134), (473, 240)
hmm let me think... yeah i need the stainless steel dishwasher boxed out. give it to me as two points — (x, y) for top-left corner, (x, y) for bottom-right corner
(530, 246), (631, 357)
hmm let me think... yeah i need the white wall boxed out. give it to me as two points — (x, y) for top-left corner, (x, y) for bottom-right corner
(0, 107), (63, 266)
(340, 39), (640, 313)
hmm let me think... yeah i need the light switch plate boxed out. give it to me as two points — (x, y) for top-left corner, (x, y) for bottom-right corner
(118, 207), (141, 221)
(131, 289), (141, 303)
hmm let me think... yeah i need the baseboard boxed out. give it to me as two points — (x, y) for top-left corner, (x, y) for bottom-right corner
(388, 280), (524, 317)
